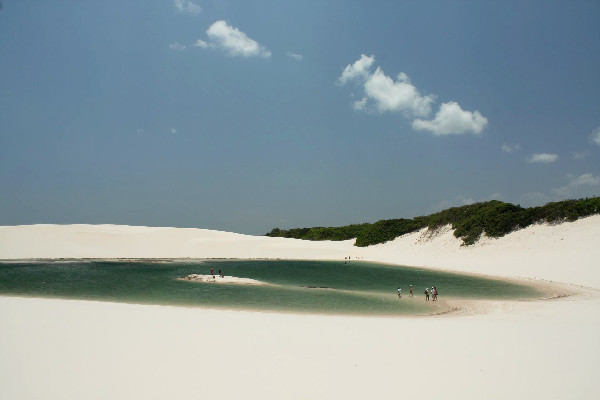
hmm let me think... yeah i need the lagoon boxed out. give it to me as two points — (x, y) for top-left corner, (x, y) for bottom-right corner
(0, 260), (540, 315)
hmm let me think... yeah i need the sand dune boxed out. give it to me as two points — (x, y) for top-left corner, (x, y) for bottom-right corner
(1, 217), (599, 399)
(1, 215), (599, 287)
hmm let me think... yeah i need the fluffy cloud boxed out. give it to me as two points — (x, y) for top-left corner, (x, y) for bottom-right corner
(591, 126), (600, 146)
(521, 173), (600, 207)
(286, 51), (303, 61)
(174, 0), (201, 15)
(193, 39), (208, 48)
(336, 54), (375, 86)
(527, 153), (559, 163)
(337, 54), (487, 134)
(337, 55), (433, 117)
(502, 143), (521, 153)
(197, 20), (271, 58)
(553, 173), (600, 197)
(169, 42), (187, 51)
(365, 68), (435, 117)
(412, 102), (488, 135)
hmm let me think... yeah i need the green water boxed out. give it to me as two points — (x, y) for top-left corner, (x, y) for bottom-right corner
(0, 260), (540, 315)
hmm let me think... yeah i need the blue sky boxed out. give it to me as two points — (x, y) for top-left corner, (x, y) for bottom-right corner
(1, 0), (599, 234)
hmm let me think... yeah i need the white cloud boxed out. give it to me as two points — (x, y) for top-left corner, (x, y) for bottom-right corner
(169, 42), (187, 51)
(591, 126), (600, 146)
(412, 101), (488, 135)
(337, 54), (488, 135)
(197, 20), (271, 58)
(286, 51), (303, 61)
(170, 127), (178, 134)
(353, 97), (368, 111)
(520, 173), (600, 207)
(502, 143), (521, 153)
(571, 151), (589, 160)
(364, 68), (435, 117)
(193, 39), (208, 48)
(337, 55), (434, 117)
(336, 54), (375, 86)
(553, 173), (600, 197)
(568, 173), (600, 187)
(527, 153), (559, 163)
(174, 0), (202, 15)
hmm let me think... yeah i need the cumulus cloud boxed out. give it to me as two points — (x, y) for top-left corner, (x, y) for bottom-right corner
(286, 51), (303, 61)
(520, 173), (600, 207)
(336, 54), (375, 86)
(364, 68), (435, 117)
(553, 173), (600, 197)
(337, 55), (433, 117)
(502, 143), (521, 153)
(412, 101), (488, 135)
(196, 20), (271, 58)
(337, 54), (487, 135)
(174, 0), (202, 15)
(591, 126), (600, 146)
(169, 42), (187, 51)
(527, 153), (559, 163)
(193, 39), (208, 48)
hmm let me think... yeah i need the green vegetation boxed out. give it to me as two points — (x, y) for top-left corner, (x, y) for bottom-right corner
(266, 196), (600, 247)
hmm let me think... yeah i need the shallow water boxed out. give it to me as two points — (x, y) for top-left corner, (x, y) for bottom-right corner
(0, 260), (540, 315)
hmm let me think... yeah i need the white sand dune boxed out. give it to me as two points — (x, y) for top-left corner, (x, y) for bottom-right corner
(1, 216), (599, 399)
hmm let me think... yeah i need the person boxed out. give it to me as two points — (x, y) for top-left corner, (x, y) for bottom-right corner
(409, 285), (413, 297)
(433, 286), (438, 301)
(210, 267), (214, 278)
(397, 287), (402, 299)
(425, 288), (429, 301)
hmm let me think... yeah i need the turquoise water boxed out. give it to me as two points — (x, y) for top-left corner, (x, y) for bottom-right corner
(0, 260), (540, 315)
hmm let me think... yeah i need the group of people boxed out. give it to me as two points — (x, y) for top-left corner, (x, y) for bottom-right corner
(397, 285), (439, 301)
(209, 267), (224, 278)
(424, 286), (438, 301)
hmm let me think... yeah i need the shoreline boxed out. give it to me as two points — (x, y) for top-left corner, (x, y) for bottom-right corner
(1, 220), (599, 399)
(0, 260), (584, 319)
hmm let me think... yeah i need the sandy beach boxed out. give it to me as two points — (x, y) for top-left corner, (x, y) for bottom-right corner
(1, 217), (599, 399)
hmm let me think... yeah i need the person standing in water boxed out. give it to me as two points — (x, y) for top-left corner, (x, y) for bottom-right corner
(425, 288), (429, 301)
(397, 287), (402, 299)
(409, 285), (413, 297)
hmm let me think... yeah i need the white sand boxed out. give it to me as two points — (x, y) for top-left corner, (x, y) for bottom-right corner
(178, 274), (268, 285)
(1, 216), (599, 399)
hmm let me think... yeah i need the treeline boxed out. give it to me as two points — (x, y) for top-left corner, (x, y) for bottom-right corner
(265, 196), (600, 247)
